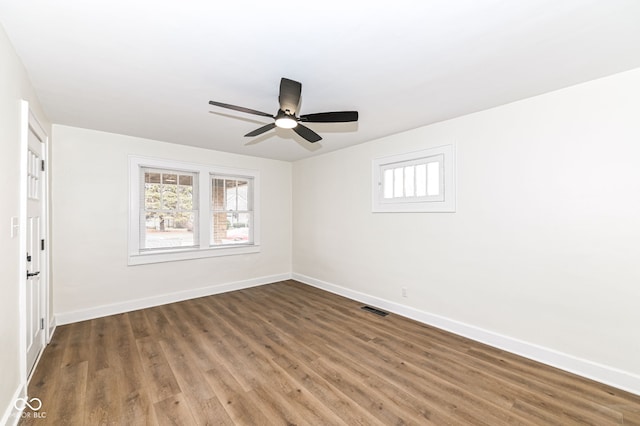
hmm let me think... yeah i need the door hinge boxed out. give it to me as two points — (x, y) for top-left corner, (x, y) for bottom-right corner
(41, 239), (45, 251)
(41, 318), (44, 330)
(41, 160), (45, 172)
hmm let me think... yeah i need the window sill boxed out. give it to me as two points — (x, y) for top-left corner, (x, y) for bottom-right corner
(128, 244), (260, 266)
(372, 200), (455, 213)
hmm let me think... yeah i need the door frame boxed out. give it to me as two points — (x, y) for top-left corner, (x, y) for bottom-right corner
(19, 100), (51, 385)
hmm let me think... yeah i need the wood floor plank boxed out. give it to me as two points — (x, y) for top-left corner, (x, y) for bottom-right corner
(309, 353), (439, 425)
(158, 337), (233, 425)
(83, 366), (123, 425)
(22, 280), (640, 425)
(202, 362), (269, 425)
(271, 352), (387, 426)
(60, 319), (91, 367)
(127, 308), (153, 339)
(25, 323), (69, 399)
(110, 313), (157, 425)
(46, 360), (88, 425)
(153, 393), (197, 426)
(111, 313), (147, 395)
(248, 385), (311, 426)
(136, 336), (182, 403)
(87, 317), (111, 373)
(119, 389), (157, 426)
(143, 306), (174, 340)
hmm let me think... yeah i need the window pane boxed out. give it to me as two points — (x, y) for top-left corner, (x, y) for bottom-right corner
(145, 182), (161, 210)
(211, 176), (253, 245)
(213, 178), (225, 211)
(372, 145), (454, 212)
(144, 211), (196, 249)
(228, 212), (250, 243)
(226, 179), (238, 211)
(178, 175), (192, 186)
(162, 173), (177, 184)
(142, 169), (198, 250)
(383, 169), (393, 199)
(404, 166), (415, 197)
(427, 161), (440, 196)
(212, 212), (252, 245)
(416, 164), (427, 197)
(177, 185), (193, 210)
(393, 167), (403, 198)
(237, 180), (249, 210)
(175, 174), (195, 211)
(162, 180), (178, 209)
(146, 172), (161, 184)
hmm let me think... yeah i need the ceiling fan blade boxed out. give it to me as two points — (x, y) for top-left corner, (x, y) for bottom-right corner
(245, 122), (276, 137)
(293, 123), (322, 143)
(209, 100), (274, 118)
(299, 111), (359, 123)
(279, 78), (302, 115)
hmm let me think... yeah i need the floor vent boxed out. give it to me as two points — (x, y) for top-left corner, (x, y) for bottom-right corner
(361, 306), (389, 317)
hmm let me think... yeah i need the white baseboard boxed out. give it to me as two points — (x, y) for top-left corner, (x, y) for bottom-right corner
(55, 273), (291, 325)
(1, 382), (26, 426)
(47, 317), (56, 343)
(292, 273), (640, 397)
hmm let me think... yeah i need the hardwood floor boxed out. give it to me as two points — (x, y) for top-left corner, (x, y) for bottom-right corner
(21, 280), (640, 425)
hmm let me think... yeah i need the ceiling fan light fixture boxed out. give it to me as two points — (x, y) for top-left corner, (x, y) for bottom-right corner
(275, 116), (298, 129)
(209, 77), (358, 143)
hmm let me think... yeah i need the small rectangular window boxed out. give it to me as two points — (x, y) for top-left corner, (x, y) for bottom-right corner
(372, 144), (455, 212)
(379, 155), (444, 204)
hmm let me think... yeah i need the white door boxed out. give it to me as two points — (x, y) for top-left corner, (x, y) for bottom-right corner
(25, 123), (45, 374)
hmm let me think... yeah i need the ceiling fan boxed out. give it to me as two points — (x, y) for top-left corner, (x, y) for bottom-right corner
(209, 78), (358, 143)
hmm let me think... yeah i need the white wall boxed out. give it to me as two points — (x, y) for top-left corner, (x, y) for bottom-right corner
(3, 21), (638, 410)
(52, 126), (292, 321)
(0, 25), (51, 425)
(293, 68), (640, 391)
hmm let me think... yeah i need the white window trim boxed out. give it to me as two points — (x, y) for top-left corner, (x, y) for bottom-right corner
(128, 156), (260, 265)
(372, 144), (456, 213)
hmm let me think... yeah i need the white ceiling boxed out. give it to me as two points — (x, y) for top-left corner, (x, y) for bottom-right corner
(1, 1), (640, 161)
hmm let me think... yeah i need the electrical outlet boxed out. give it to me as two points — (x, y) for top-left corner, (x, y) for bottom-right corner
(402, 287), (408, 297)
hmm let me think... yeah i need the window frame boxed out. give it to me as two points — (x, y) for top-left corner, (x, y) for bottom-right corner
(128, 156), (260, 265)
(210, 173), (255, 247)
(139, 167), (200, 251)
(372, 144), (456, 213)
(379, 154), (445, 203)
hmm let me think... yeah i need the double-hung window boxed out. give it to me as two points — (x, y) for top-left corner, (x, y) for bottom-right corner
(372, 144), (455, 212)
(211, 175), (253, 245)
(129, 156), (260, 265)
(141, 168), (198, 250)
